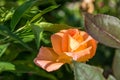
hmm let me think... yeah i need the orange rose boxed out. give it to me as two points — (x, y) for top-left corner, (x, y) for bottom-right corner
(34, 29), (97, 72)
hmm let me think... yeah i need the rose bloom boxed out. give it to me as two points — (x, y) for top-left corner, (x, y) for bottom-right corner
(34, 29), (97, 72)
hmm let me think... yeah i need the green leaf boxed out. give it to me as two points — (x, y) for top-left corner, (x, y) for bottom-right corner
(30, 5), (59, 23)
(10, 0), (37, 31)
(0, 44), (24, 61)
(13, 61), (57, 80)
(107, 75), (116, 80)
(14, 24), (34, 43)
(84, 13), (120, 49)
(113, 49), (120, 80)
(31, 25), (43, 49)
(0, 25), (10, 36)
(73, 62), (105, 80)
(0, 62), (15, 72)
(0, 25), (33, 51)
(0, 43), (10, 58)
(21, 34), (34, 42)
(35, 22), (72, 32)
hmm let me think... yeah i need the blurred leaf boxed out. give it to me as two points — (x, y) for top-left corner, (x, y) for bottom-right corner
(84, 13), (120, 49)
(10, 0), (37, 31)
(31, 25), (43, 49)
(13, 60), (57, 80)
(0, 25), (33, 51)
(0, 44), (23, 61)
(73, 62), (105, 80)
(0, 25), (10, 36)
(30, 5), (59, 23)
(0, 43), (9, 58)
(0, 62), (15, 72)
(35, 22), (72, 32)
(113, 49), (120, 80)
(107, 75), (116, 80)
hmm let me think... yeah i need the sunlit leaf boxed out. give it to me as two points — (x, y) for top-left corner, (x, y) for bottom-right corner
(30, 5), (59, 23)
(21, 34), (34, 42)
(10, 0), (37, 31)
(0, 62), (15, 72)
(0, 43), (10, 58)
(73, 62), (105, 80)
(84, 13), (120, 49)
(35, 22), (72, 32)
(113, 49), (120, 80)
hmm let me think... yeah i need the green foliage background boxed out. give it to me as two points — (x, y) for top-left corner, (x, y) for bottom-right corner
(0, 0), (120, 80)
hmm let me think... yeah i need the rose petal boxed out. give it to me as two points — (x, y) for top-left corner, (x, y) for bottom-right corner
(87, 38), (97, 58)
(67, 29), (78, 37)
(80, 31), (97, 56)
(61, 33), (68, 52)
(60, 30), (69, 52)
(56, 53), (72, 63)
(72, 30), (84, 43)
(60, 29), (80, 52)
(68, 35), (80, 51)
(51, 33), (63, 54)
(51, 32), (69, 54)
(65, 47), (92, 62)
(34, 47), (64, 72)
(74, 34), (83, 43)
(34, 60), (64, 72)
(35, 47), (58, 61)
(80, 31), (89, 40)
(74, 36), (92, 52)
